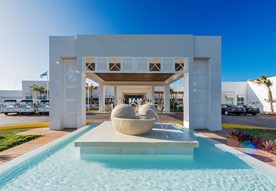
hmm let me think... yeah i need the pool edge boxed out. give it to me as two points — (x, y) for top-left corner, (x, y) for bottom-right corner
(0, 125), (92, 174)
(193, 131), (276, 177)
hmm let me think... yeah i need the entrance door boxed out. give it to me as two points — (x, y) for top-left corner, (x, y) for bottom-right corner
(124, 94), (144, 104)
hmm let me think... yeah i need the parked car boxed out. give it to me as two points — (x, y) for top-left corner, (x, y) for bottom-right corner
(91, 102), (99, 110)
(242, 105), (260, 115)
(175, 103), (183, 111)
(1, 99), (18, 115)
(221, 104), (246, 115)
(38, 100), (49, 115)
(18, 99), (36, 115)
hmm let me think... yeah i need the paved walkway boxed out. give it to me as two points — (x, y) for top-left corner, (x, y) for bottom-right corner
(0, 128), (74, 165)
(0, 113), (49, 126)
(87, 113), (276, 128)
(1, 113), (276, 128)
(222, 115), (276, 128)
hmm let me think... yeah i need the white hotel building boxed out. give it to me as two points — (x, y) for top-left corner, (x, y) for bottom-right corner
(1, 35), (275, 130)
(49, 35), (222, 131)
(7, 77), (273, 114)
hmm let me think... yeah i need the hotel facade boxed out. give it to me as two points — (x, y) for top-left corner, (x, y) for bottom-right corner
(49, 35), (222, 131)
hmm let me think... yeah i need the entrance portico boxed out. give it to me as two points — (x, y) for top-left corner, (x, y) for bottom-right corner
(49, 35), (221, 131)
(85, 58), (184, 113)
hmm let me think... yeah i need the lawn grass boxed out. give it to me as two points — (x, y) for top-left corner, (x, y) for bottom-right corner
(0, 129), (42, 152)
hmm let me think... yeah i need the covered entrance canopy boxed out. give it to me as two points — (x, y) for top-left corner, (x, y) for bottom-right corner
(85, 56), (186, 112)
(49, 35), (221, 131)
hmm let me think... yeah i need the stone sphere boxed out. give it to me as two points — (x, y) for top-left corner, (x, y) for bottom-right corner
(111, 104), (136, 119)
(112, 117), (155, 135)
(138, 103), (158, 119)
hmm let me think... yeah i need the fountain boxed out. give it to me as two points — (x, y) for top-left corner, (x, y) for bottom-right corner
(75, 103), (199, 156)
(111, 104), (156, 135)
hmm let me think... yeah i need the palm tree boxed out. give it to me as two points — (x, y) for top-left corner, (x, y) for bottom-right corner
(29, 84), (46, 100)
(251, 76), (275, 114)
(85, 84), (98, 104)
(89, 85), (97, 99)
(170, 88), (175, 111)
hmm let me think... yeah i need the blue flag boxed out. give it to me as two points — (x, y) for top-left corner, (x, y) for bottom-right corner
(40, 71), (48, 78)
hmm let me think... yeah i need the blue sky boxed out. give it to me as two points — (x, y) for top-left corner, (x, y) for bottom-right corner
(0, 0), (275, 89)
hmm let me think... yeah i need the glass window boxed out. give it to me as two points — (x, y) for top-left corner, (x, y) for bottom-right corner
(225, 97), (234, 105)
(2, 100), (17, 107)
(237, 97), (244, 105)
(19, 100), (33, 107)
(39, 101), (49, 108)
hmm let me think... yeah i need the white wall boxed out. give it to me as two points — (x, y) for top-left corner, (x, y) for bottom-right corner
(0, 90), (22, 102)
(116, 86), (153, 104)
(193, 36), (222, 131)
(247, 76), (276, 113)
(221, 82), (247, 105)
(49, 36), (86, 130)
(50, 35), (221, 131)
(78, 35), (221, 130)
(221, 77), (276, 113)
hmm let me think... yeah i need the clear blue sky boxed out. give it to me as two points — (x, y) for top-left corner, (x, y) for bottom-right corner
(0, 0), (275, 89)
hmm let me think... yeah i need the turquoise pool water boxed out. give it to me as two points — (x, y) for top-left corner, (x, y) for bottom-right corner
(0, 124), (275, 191)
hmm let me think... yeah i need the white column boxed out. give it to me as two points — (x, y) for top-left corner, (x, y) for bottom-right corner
(183, 57), (193, 129)
(164, 84), (170, 112)
(98, 84), (105, 112)
(184, 73), (191, 129)
(49, 59), (65, 130)
(151, 86), (155, 103)
(78, 72), (86, 128)
(114, 86), (117, 106)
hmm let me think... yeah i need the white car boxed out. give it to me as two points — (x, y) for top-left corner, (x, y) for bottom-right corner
(91, 103), (99, 109)
(18, 99), (36, 115)
(38, 100), (49, 115)
(1, 99), (18, 115)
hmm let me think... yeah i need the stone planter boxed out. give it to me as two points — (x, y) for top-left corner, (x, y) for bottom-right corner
(112, 117), (155, 135)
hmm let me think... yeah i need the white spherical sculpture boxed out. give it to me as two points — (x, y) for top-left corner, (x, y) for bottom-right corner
(111, 104), (136, 119)
(138, 103), (158, 119)
(111, 104), (155, 135)
(112, 117), (155, 135)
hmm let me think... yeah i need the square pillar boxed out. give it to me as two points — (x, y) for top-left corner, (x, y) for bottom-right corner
(151, 86), (155, 103)
(164, 85), (170, 112)
(98, 84), (105, 112)
(184, 73), (191, 129)
(114, 86), (117, 106)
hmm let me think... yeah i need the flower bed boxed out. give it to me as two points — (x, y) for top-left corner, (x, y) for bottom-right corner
(228, 129), (276, 155)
